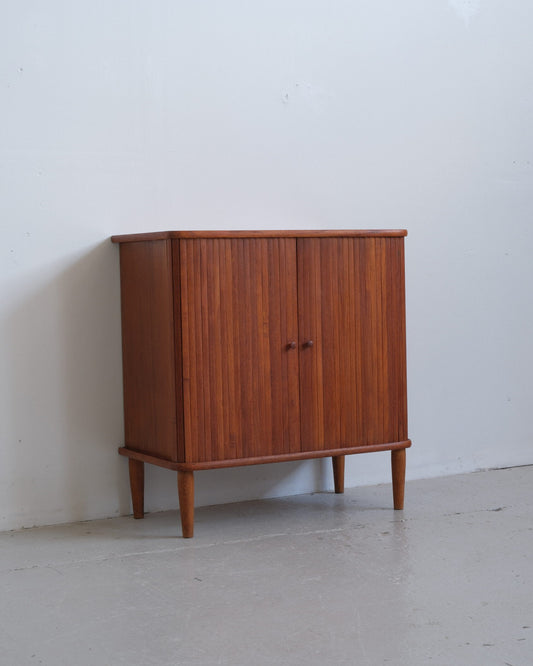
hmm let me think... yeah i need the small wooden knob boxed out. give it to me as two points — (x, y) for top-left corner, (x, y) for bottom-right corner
(304, 340), (314, 348)
(287, 341), (297, 350)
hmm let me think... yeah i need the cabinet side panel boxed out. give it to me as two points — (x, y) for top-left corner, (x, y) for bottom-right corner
(172, 241), (186, 462)
(388, 237), (408, 441)
(119, 240), (178, 461)
(180, 238), (300, 463)
(356, 237), (408, 445)
(358, 238), (386, 445)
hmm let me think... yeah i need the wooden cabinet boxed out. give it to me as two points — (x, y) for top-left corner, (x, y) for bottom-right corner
(112, 230), (411, 537)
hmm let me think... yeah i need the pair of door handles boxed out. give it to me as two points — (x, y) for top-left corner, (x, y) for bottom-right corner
(287, 340), (314, 350)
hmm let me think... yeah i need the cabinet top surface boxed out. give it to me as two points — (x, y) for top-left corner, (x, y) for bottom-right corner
(111, 229), (407, 243)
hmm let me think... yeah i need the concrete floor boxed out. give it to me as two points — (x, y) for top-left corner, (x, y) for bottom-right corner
(0, 467), (532, 666)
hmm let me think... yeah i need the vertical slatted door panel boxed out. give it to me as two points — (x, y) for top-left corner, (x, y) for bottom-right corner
(179, 238), (300, 463)
(298, 237), (407, 451)
(322, 237), (361, 449)
(297, 238), (325, 451)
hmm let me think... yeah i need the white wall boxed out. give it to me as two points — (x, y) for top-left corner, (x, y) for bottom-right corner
(1, 1), (532, 531)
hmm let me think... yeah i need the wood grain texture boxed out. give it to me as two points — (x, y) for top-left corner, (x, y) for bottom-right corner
(332, 456), (345, 494)
(112, 229), (407, 243)
(118, 240), (179, 461)
(179, 238), (300, 463)
(128, 459), (144, 519)
(116, 231), (410, 534)
(298, 237), (407, 450)
(177, 470), (194, 538)
(171, 241), (186, 462)
(119, 440), (411, 471)
(391, 448), (406, 510)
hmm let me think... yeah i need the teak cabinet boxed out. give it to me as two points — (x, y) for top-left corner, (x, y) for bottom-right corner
(112, 230), (411, 537)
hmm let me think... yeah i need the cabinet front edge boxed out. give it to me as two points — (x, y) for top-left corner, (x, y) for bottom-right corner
(119, 441), (411, 471)
(111, 229), (408, 243)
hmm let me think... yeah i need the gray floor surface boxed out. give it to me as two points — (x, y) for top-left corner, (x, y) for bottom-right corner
(1, 466), (532, 666)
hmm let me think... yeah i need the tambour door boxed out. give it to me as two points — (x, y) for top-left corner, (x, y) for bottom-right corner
(297, 237), (408, 451)
(178, 238), (301, 463)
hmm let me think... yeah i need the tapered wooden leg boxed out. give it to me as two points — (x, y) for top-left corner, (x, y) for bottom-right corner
(332, 455), (345, 494)
(128, 459), (145, 519)
(391, 449), (406, 510)
(177, 470), (195, 538)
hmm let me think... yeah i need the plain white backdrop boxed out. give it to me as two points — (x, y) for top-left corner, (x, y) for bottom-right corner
(1, 0), (532, 530)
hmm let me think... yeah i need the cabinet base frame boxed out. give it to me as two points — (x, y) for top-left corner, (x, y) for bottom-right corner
(120, 441), (411, 538)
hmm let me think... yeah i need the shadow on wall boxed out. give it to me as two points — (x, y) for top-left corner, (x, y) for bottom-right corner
(192, 456), (332, 512)
(2, 240), (131, 528)
(2, 238), (331, 530)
